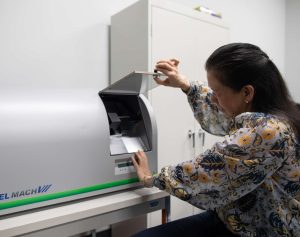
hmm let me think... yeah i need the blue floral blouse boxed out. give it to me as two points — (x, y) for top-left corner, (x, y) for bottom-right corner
(152, 81), (300, 237)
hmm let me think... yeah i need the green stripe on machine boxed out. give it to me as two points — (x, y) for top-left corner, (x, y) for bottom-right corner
(0, 177), (139, 210)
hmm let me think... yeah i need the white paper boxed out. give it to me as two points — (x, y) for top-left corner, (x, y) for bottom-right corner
(110, 135), (127, 155)
(110, 135), (145, 155)
(122, 137), (145, 153)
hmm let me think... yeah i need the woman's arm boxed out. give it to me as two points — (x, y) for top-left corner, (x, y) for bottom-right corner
(154, 59), (232, 136)
(187, 81), (232, 136)
(133, 115), (294, 210)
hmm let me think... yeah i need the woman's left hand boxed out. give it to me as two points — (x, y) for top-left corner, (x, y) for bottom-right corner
(131, 150), (152, 181)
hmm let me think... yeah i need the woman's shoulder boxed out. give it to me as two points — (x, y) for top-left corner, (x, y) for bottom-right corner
(234, 112), (296, 140)
(235, 112), (288, 126)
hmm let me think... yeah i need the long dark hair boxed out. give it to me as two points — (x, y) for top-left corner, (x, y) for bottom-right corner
(205, 43), (300, 135)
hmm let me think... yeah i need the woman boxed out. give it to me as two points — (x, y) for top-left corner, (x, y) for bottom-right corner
(132, 43), (300, 237)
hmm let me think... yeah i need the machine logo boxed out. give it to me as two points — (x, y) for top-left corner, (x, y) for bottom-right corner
(0, 184), (52, 201)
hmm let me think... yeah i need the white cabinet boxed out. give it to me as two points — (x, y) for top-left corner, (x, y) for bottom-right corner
(111, 0), (229, 226)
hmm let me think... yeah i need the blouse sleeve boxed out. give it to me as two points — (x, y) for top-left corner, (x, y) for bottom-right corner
(152, 118), (292, 210)
(187, 81), (233, 136)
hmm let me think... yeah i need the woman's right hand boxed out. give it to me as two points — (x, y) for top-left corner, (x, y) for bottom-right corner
(154, 59), (190, 93)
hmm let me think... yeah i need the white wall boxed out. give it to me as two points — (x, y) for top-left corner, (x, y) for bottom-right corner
(286, 0), (300, 102)
(0, 0), (286, 91)
(0, 0), (135, 90)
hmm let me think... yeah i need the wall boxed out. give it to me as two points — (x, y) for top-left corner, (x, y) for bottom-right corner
(0, 0), (286, 91)
(286, 0), (300, 102)
(0, 0), (135, 90)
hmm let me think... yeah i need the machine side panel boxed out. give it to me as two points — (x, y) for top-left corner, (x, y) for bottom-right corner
(0, 90), (111, 215)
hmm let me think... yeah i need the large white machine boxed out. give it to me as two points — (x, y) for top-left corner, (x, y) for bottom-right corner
(0, 72), (158, 216)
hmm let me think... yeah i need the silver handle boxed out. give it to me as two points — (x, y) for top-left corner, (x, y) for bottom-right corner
(188, 130), (195, 148)
(199, 129), (205, 147)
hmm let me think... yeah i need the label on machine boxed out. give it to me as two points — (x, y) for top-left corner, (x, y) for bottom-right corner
(115, 160), (136, 175)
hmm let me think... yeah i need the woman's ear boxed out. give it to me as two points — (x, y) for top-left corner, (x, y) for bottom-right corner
(243, 85), (255, 104)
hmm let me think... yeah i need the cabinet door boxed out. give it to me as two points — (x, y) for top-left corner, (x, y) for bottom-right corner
(149, 5), (229, 222)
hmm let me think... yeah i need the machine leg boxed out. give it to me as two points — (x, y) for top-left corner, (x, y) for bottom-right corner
(162, 196), (171, 224)
(91, 229), (97, 237)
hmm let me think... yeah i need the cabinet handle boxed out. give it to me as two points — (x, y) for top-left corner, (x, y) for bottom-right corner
(199, 129), (205, 147)
(188, 130), (195, 148)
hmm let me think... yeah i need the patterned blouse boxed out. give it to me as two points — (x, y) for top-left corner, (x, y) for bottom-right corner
(152, 81), (300, 237)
